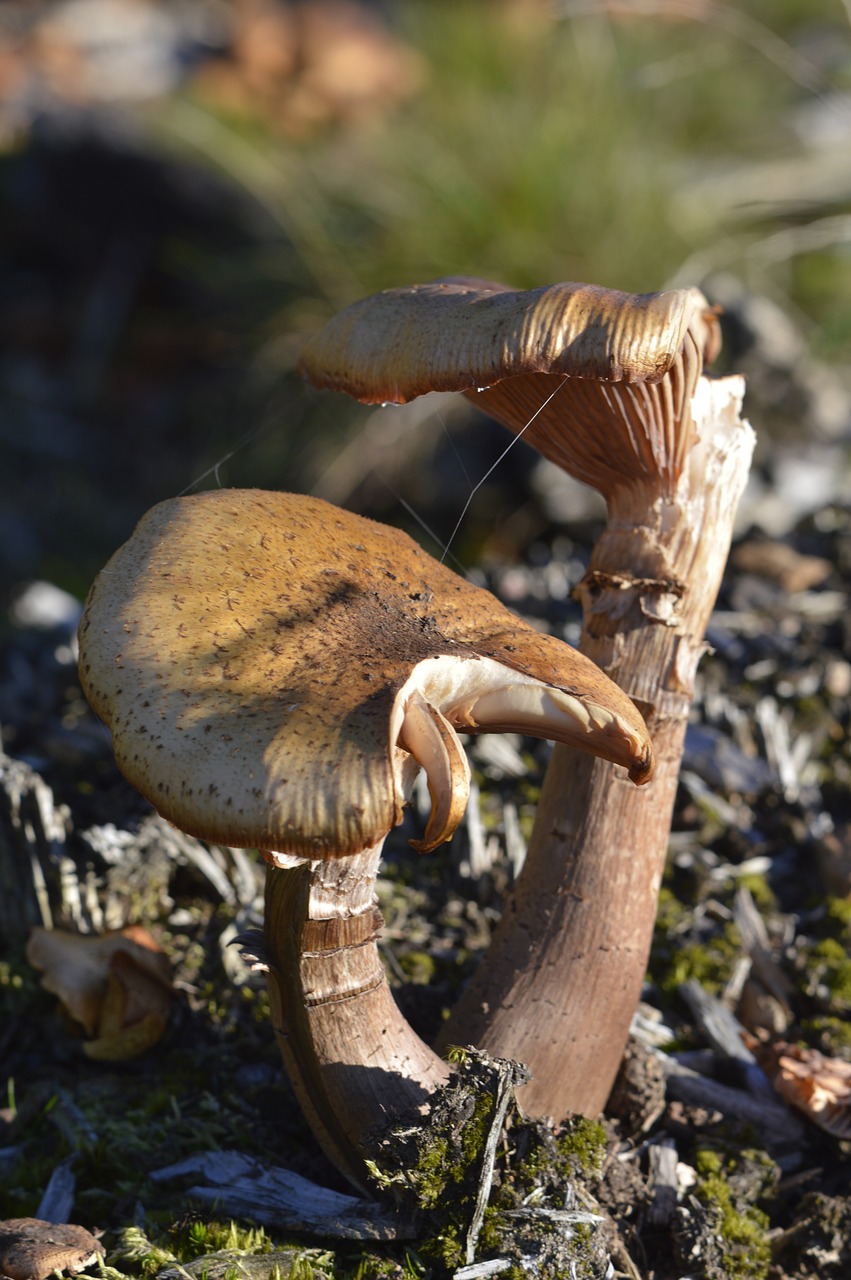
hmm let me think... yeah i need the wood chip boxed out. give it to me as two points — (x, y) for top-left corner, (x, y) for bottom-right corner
(655, 1051), (807, 1152)
(732, 539), (832, 592)
(733, 886), (794, 1014)
(150, 1151), (410, 1239)
(647, 1139), (679, 1228)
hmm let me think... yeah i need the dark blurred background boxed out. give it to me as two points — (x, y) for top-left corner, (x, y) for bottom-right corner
(1, 0), (850, 605)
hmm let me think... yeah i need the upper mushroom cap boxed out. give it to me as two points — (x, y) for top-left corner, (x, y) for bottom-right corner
(297, 278), (721, 501)
(79, 490), (653, 858)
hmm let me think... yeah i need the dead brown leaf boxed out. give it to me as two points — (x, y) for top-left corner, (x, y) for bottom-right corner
(26, 925), (173, 1060)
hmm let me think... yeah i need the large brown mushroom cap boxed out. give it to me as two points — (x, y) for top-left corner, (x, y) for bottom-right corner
(79, 490), (652, 858)
(297, 278), (721, 501)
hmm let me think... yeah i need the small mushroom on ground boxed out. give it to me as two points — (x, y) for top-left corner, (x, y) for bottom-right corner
(752, 1039), (851, 1139)
(78, 488), (653, 1186)
(299, 277), (756, 1119)
(0, 1219), (103, 1280)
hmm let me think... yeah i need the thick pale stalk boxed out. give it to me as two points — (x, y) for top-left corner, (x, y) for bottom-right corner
(439, 377), (754, 1118)
(263, 844), (450, 1189)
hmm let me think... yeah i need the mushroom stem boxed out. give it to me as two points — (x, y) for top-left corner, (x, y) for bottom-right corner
(262, 843), (450, 1189)
(438, 376), (755, 1117)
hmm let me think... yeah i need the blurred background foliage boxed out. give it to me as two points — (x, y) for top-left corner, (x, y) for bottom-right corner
(0, 0), (849, 598)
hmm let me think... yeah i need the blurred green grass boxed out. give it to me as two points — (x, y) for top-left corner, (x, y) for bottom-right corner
(158, 0), (851, 309)
(2, 0), (850, 594)
(153, 0), (849, 541)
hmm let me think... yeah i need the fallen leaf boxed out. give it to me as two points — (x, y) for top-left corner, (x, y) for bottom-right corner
(26, 925), (173, 1060)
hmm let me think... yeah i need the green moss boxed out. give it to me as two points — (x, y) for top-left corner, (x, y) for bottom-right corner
(489, 1113), (607, 1203)
(554, 1116), (607, 1180)
(736, 873), (776, 913)
(348, 1257), (395, 1280)
(177, 1221), (273, 1259)
(653, 885), (692, 935)
(110, 1224), (327, 1280)
(810, 937), (851, 1006)
(654, 922), (741, 998)
(445, 1045), (469, 1066)
(475, 1206), (504, 1255)
(461, 1091), (495, 1167)
(825, 896), (851, 932)
(367, 1052), (545, 1276)
(398, 951), (436, 984)
(793, 896), (851, 1022)
(411, 1135), (451, 1209)
(802, 1013), (851, 1053)
(287, 1255), (335, 1280)
(418, 1224), (464, 1273)
(694, 1150), (772, 1280)
(111, 1225), (179, 1276)
(389, 1084), (494, 1214)
(367, 1052), (506, 1227)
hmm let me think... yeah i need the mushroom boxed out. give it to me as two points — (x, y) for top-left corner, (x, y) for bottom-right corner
(78, 487), (653, 1186)
(0, 1219), (103, 1280)
(298, 278), (756, 1119)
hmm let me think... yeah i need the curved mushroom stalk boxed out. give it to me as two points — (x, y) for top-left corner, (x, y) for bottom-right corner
(261, 842), (449, 1189)
(442, 376), (754, 1114)
(299, 279), (755, 1120)
(77, 488), (653, 1186)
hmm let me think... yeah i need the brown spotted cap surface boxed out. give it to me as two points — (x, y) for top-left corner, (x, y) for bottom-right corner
(298, 278), (721, 500)
(79, 490), (653, 858)
(0, 1219), (102, 1280)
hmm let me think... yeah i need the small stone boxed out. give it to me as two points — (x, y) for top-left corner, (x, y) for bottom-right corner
(825, 660), (851, 699)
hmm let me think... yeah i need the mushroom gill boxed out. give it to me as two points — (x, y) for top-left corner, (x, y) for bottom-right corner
(446, 684), (653, 785)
